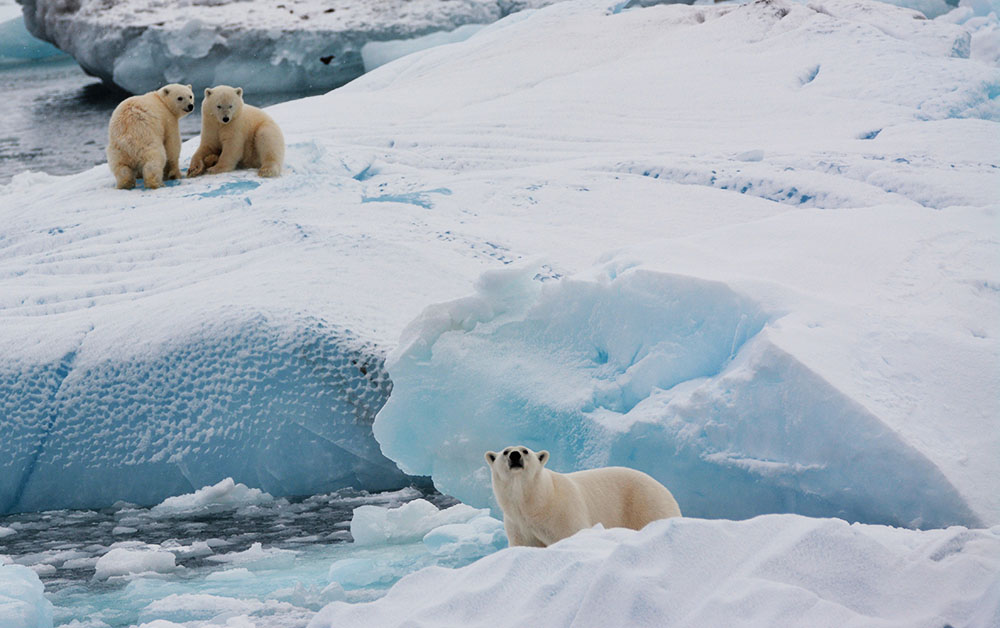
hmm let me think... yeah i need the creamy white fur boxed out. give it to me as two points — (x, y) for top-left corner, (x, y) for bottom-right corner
(106, 83), (194, 189)
(187, 85), (285, 178)
(486, 445), (681, 547)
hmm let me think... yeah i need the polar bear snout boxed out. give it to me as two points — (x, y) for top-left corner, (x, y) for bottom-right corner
(508, 449), (524, 469)
(186, 104), (194, 112)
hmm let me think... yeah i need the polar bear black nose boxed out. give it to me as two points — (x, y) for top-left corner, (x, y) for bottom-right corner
(222, 116), (230, 123)
(186, 104), (194, 112)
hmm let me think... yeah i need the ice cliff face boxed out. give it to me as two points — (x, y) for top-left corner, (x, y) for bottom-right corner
(16, 0), (561, 93)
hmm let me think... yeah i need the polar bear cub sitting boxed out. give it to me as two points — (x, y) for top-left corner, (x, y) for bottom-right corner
(485, 445), (681, 547)
(187, 85), (285, 178)
(107, 83), (194, 189)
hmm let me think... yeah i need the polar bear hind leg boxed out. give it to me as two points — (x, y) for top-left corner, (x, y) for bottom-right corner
(255, 125), (284, 177)
(140, 146), (168, 189)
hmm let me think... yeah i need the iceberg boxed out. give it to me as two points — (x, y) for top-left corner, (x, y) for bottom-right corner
(16, 0), (562, 94)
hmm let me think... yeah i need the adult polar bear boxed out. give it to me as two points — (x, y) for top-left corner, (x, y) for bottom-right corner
(486, 445), (681, 547)
(187, 85), (284, 178)
(107, 83), (194, 189)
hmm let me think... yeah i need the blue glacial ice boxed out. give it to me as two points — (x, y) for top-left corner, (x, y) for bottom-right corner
(0, 316), (410, 515)
(375, 265), (981, 530)
(0, 5), (64, 64)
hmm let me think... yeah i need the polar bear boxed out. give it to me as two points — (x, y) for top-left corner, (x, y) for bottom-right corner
(106, 83), (194, 189)
(187, 85), (284, 178)
(485, 445), (681, 547)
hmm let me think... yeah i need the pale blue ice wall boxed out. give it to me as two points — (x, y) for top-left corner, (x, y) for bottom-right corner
(0, 316), (409, 514)
(375, 267), (980, 530)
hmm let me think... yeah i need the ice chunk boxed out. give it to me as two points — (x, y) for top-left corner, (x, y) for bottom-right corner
(204, 542), (297, 569)
(350, 498), (492, 545)
(149, 478), (275, 518)
(310, 515), (1000, 628)
(17, 0), (560, 93)
(0, 564), (53, 628)
(422, 516), (507, 558)
(375, 264), (984, 529)
(0, 525), (15, 538)
(93, 546), (179, 580)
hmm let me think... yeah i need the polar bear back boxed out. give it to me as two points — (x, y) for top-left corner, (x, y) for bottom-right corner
(564, 466), (682, 530)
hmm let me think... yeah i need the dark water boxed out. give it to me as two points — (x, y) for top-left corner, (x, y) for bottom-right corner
(1, 57), (322, 184)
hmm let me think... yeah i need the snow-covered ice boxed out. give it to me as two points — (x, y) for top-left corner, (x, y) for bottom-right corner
(2, 0), (999, 623)
(3, 0), (998, 523)
(17, 0), (560, 93)
(310, 515), (1000, 628)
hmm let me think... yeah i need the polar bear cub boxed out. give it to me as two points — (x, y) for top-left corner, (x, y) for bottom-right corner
(187, 85), (285, 178)
(485, 445), (681, 547)
(107, 83), (194, 189)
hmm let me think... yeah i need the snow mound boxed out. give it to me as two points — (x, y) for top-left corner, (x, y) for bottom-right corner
(310, 515), (1000, 628)
(17, 0), (559, 93)
(350, 498), (494, 545)
(149, 478), (276, 518)
(0, 563), (53, 628)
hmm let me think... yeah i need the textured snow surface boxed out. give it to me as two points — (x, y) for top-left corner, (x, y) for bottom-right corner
(17, 0), (561, 93)
(310, 516), (1000, 628)
(3, 0), (999, 524)
(0, 563), (53, 628)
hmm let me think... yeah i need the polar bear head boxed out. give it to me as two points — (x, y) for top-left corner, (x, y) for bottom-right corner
(203, 85), (244, 125)
(157, 83), (194, 118)
(485, 445), (550, 484)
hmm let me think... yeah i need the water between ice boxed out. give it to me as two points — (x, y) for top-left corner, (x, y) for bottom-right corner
(0, 485), (458, 627)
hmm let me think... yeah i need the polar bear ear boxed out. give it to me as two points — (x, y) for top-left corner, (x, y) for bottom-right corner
(235, 87), (243, 97)
(162, 87), (169, 95)
(485, 451), (497, 465)
(186, 84), (192, 90)
(537, 450), (549, 466)
(205, 88), (212, 97)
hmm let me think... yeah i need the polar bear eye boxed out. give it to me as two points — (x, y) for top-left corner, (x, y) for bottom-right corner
(521, 448), (528, 455)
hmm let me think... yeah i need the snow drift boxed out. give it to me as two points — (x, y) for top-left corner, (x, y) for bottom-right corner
(310, 515), (1000, 628)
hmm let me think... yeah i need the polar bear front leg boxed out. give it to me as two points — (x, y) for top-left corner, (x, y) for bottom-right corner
(207, 138), (244, 175)
(163, 127), (182, 180)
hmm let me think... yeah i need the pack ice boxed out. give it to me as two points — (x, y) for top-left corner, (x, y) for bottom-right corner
(16, 0), (561, 94)
(2, 0), (999, 533)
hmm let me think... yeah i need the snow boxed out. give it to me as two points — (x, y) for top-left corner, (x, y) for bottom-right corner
(18, 0), (559, 93)
(310, 516), (1000, 628)
(0, 563), (52, 628)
